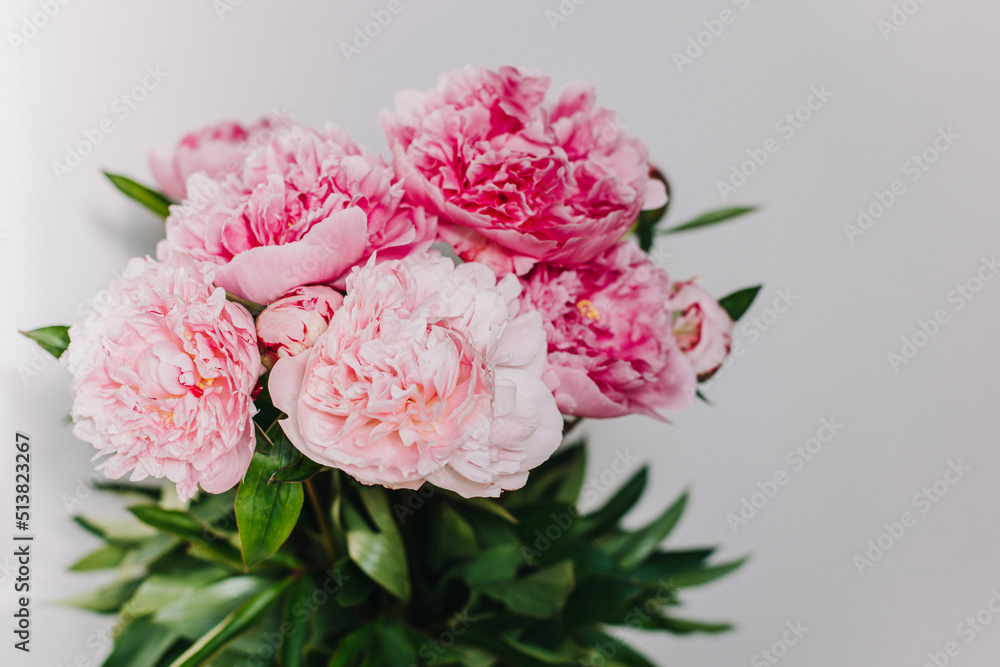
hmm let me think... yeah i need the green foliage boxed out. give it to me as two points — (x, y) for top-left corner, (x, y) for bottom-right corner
(72, 435), (742, 666)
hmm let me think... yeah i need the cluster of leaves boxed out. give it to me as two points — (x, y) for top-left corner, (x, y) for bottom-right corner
(65, 421), (745, 667)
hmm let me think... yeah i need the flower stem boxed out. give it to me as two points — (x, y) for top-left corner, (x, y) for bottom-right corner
(305, 478), (337, 565)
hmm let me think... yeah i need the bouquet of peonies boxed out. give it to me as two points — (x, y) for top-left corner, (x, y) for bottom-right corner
(25, 66), (760, 666)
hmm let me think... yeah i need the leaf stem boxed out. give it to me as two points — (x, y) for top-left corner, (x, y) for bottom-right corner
(305, 478), (337, 565)
(563, 416), (585, 437)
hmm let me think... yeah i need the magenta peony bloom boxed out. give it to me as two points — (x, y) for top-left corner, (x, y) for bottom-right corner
(668, 280), (734, 381)
(157, 122), (436, 304)
(519, 240), (696, 419)
(150, 117), (284, 200)
(380, 65), (667, 275)
(256, 285), (344, 370)
(269, 252), (562, 498)
(64, 257), (260, 501)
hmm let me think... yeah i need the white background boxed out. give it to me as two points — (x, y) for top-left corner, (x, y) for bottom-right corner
(2, 1), (1000, 665)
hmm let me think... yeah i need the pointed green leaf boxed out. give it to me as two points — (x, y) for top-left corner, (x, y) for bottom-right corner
(661, 206), (757, 235)
(166, 577), (294, 667)
(101, 616), (179, 667)
(481, 560), (575, 618)
(665, 557), (747, 588)
(461, 630), (572, 666)
(328, 624), (376, 667)
(69, 544), (129, 571)
(627, 548), (714, 583)
(104, 171), (174, 218)
(579, 467), (648, 537)
(236, 424), (305, 567)
(460, 543), (523, 587)
(271, 454), (326, 484)
(718, 285), (762, 323)
(343, 488), (410, 602)
(20, 325), (70, 359)
(154, 576), (273, 639)
(432, 502), (479, 563)
(614, 491), (688, 570)
(128, 505), (243, 569)
(61, 577), (143, 613)
(571, 628), (657, 667)
(656, 615), (734, 634)
(278, 577), (314, 667)
(126, 563), (232, 616)
(632, 168), (670, 252)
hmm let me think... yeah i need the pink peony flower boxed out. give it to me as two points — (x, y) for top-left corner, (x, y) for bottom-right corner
(157, 122), (436, 304)
(256, 285), (344, 370)
(269, 252), (562, 498)
(380, 65), (667, 275)
(64, 257), (261, 501)
(519, 240), (696, 419)
(150, 116), (284, 200)
(668, 280), (734, 381)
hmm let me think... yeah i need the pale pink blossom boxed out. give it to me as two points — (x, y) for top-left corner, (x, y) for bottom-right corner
(64, 257), (260, 501)
(269, 252), (562, 497)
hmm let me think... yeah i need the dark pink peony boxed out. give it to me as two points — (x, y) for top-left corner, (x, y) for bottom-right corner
(157, 122), (435, 304)
(519, 240), (696, 419)
(380, 65), (667, 275)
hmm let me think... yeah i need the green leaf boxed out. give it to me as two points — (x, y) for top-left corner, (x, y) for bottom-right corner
(154, 576), (273, 638)
(661, 206), (756, 235)
(718, 285), (762, 323)
(367, 620), (416, 666)
(328, 624), (376, 667)
(271, 454), (326, 484)
(343, 487), (410, 602)
(481, 560), (575, 618)
(128, 505), (244, 569)
(236, 424), (305, 567)
(101, 616), (178, 667)
(664, 557), (747, 588)
(579, 467), (648, 537)
(73, 515), (158, 547)
(462, 630), (573, 666)
(570, 628), (657, 667)
(20, 325), (71, 359)
(61, 577), (143, 613)
(104, 171), (174, 218)
(166, 577), (294, 667)
(460, 543), (524, 587)
(563, 575), (645, 626)
(614, 491), (688, 570)
(656, 615), (734, 634)
(695, 389), (712, 405)
(126, 563), (232, 616)
(507, 443), (587, 509)
(279, 577), (314, 667)
(432, 502), (479, 563)
(627, 548), (714, 583)
(632, 168), (670, 252)
(91, 481), (162, 501)
(69, 544), (129, 571)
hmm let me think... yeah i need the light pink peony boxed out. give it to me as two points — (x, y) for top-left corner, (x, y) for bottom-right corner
(380, 65), (667, 275)
(269, 252), (562, 498)
(256, 285), (344, 370)
(668, 280), (734, 381)
(519, 240), (696, 419)
(157, 122), (436, 304)
(150, 117), (284, 200)
(64, 257), (260, 501)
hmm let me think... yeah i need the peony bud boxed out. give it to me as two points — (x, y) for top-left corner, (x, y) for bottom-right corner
(669, 280), (734, 382)
(256, 286), (343, 370)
